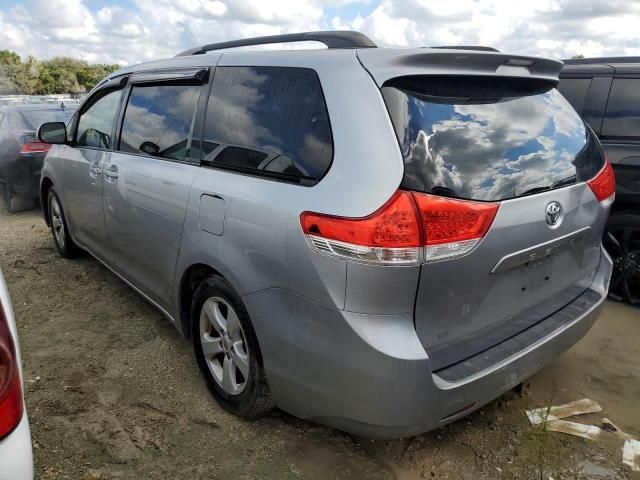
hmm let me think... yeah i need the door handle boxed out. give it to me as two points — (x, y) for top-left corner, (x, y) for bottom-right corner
(104, 165), (119, 183)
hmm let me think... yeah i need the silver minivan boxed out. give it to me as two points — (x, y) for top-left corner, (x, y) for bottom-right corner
(37, 31), (614, 438)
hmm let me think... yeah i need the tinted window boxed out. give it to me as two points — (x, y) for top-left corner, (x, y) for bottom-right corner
(558, 78), (592, 114)
(215, 146), (268, 169)
(119, 84), (200, 161)
(383, 78), (604, 201)
(602, 78), (640, 138)
(203, 66), (333, 183)
(77, 89), (123, 149)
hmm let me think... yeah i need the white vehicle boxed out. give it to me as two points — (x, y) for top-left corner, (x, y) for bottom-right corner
(0, 270), (33, 480)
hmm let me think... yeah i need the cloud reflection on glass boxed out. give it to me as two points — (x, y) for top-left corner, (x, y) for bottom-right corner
(384, 86), (602, 201)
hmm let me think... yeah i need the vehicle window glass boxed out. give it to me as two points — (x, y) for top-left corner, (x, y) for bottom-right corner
(119, 84), (200, 161)
(76, 89), (123, 149)
(602, 78), (640, 138)
(8, 111), (27, 130)
(382, 77), (604, 201)
(190, 140), (219, 162)
(558, 78), (591, 114)
(203, 66), (333, 183)
(215, 146), (268, 169)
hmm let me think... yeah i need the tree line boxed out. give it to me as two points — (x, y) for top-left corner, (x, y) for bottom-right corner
(0, 50), (120, 95)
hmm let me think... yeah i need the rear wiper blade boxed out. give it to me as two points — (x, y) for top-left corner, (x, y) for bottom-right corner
(520, 175), (578, 197)
(519, 186), (551, 196)
(552, 174), (577, 188)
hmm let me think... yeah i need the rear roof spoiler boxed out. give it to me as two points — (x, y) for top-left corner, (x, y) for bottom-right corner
(357, 48), (563, 87)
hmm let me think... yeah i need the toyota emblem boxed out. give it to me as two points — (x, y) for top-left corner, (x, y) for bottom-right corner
(545, 201), (563, 227)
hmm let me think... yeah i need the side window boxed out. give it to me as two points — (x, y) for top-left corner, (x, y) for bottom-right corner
(602, 78), (640, 138)
(76, 89), (123, 149)
(202, 66), (333, 183)
(119, 84), (200, 161)
(558, 78), (592, 114)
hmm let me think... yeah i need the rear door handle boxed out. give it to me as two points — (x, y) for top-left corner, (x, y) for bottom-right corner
(104, 165), (119, 183)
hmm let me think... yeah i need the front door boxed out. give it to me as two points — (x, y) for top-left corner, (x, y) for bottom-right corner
(64, 86), (125, 263)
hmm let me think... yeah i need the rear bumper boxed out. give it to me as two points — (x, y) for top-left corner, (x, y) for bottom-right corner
(243, 246), (612, 438)
(3, 154), (44, 199)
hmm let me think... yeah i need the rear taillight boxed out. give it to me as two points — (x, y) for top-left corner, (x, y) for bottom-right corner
(0, 299), (23, 440)
(20, 141), (52, 154)
(587, 160), (616, 208)
(412, 192), (499, 262)
(300, 191), (499, 264)
(300, 191), (422, 265)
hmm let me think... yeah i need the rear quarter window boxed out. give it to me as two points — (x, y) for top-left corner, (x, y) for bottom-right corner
(382, 76), (604, 201)
(602, 78), (640, 138)
(202, 66), (333, 184)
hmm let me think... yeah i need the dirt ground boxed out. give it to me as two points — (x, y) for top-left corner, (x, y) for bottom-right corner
(0, 206), (638, 480)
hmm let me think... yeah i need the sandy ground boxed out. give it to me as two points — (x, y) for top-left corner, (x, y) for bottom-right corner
(0, 205), (638, 480)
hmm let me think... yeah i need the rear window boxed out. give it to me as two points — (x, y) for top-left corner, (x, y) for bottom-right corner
(119, 84), (201, 161)
(382, 76), (604, 201)
(602, 78), (640, 138)
(19, 108), (75, 130)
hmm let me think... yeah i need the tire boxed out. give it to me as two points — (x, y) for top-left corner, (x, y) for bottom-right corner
(191, 275), (273, 418)
(603, 210), (640, 305)
(47, 188), (81, 258)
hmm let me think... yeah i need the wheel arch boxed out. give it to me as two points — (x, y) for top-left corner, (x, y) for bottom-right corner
(178, 263), (226, 340)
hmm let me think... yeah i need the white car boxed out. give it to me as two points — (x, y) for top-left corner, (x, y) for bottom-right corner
(0, 270), (33, 480)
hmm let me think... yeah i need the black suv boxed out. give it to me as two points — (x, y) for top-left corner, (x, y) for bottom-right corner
(560, 57), (640, 304)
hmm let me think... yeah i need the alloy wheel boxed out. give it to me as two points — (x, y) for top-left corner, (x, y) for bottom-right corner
(199, 297), (250, 395)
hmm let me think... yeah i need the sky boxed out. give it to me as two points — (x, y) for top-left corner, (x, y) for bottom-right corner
(1, 0), (639, 66)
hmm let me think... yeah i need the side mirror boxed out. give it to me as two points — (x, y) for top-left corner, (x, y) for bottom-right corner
(38, 122), (67, 144)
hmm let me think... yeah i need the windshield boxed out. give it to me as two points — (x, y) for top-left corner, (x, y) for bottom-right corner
(19, 108), (75, 130)
(382, 80), (604, 201)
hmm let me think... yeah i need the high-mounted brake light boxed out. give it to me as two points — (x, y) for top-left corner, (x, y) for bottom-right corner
(0, 298), (23, 440)
(300, 190), (499, 264)
(20, 141), (51, 154)
(587, 160), (616, 208)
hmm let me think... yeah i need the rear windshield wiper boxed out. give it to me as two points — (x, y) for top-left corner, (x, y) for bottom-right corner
(519, 175), (578, 197)
(519, 185), (551, 196)
(552, 174), (577, 188)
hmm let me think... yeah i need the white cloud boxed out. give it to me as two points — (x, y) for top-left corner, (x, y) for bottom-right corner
(1, 0), (639, 66)
(348, 0), (640, 58)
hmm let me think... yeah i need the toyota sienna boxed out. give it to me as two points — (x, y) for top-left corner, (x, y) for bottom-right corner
(37, 31), (614, 438)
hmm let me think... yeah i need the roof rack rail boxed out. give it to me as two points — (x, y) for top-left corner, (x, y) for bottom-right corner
(430, 45), (500, 52)
(563, 56), (640, 65)
(176, 31), (377, 57)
